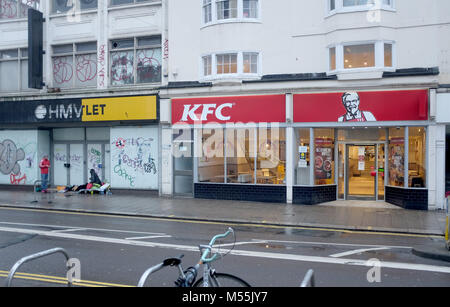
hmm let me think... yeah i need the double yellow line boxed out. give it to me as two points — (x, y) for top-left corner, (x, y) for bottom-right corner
(0, 270), (134, 287)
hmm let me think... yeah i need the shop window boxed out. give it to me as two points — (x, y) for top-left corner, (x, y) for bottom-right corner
(388, 127), (405, 187)
(0, 0), (40, 19)
(198, 129), (225, 183)
(226, 128), (255, 184)
(408, 127), (426, 188)
(52, 42), (97, 89)
(295, 128), (310, 185)
(314, 129), (335, 185)
(110, 36), (162, 86)
(0, 48), (32, 93)
(257, 127), (286, 185)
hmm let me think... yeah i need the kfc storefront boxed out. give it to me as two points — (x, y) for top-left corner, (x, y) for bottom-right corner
(292, 89), (430, 210)
(172, 95), (288, 203)
(171, 89), (433, 210)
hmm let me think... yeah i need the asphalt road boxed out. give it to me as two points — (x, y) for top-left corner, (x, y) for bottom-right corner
(0, 206), (449, 287)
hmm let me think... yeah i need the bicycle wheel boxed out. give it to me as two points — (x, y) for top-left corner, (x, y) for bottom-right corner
(193, 272), (251, 287)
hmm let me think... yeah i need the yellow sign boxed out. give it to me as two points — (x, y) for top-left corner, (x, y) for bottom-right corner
(81, 96), (157, 122)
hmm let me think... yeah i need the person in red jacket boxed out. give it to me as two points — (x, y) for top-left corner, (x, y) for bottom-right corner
(39, 155), (50, 193)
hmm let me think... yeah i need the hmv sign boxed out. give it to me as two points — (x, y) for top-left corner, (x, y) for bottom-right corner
(172, 95), (286, 125)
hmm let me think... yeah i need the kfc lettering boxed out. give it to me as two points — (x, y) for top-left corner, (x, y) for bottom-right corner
(181, 103), (233, 122)
(172, 95), (285, 124)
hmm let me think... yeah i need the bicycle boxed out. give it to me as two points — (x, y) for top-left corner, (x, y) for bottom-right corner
(138, 227), (251, 287)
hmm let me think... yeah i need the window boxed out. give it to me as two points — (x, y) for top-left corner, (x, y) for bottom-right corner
(329, 0), (394, 13)
(388, 127), (405, 187)
(344, 44), (375, 69)
(295, 128), (310, 185)
(216, 53), (237, 74)
(203, 0), (212, 23)
(202, 55), (212, 76)
(52, 42), (97, 89)
(243, 52), (258, 74)
(257, 127), (286, 185)
(202, 51), (259, 79)
(408, 127), (426, 188)
(226, 128), (256, 184)
(216, 0), (237, 20)
(328, 41), (394, 73)
(110, 36), (161, 86)
(198, 129), (225, 183)
(243, 0), (258, 18)
(52, 0), (97, 13)
(110, 0), (150, 7)
(203, 0), (259, 24)
(314, 129), (335, 185)
(0, 48), (31, 92)
(0, 0), (39, 19)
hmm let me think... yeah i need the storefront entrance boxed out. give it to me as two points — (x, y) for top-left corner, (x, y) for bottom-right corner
(339, 143), (385, 201)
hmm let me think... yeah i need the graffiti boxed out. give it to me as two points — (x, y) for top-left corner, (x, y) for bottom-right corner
(112, 137), (154, 147)
(0, 139), (25, 176)
(88, 147), (102, 175)
(137, 49), (162, 83)
(53, 56), (73, 85)
(111, 51), (134, 85)
(10, 172), (26, 185)
(0, 0), (17, 18)
(143, 158), (157, 174)
(113, 164), (135, 187)
(98, 44), (106, 87)
(163, 39), (169, 60)
(76, 54), (97, 83)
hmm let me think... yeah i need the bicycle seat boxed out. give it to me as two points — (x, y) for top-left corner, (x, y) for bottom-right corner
(163, 255), (183, 267)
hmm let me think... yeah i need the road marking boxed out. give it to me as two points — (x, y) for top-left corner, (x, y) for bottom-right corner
(330, 247), (391, 258)
(0, 225), (449, 275)
(0, 206), (444, 239)
(260, 239), (412, 250)
(51, 228), (87, 233)
(0, 270), (133, 287)
(125, 235), (172, 240)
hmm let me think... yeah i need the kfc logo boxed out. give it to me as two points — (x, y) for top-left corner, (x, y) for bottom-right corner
(181, 103), (233, 122)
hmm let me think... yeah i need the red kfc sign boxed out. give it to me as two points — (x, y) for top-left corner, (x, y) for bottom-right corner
(293, 90), (428, 123)
(172, 95), (285, 124)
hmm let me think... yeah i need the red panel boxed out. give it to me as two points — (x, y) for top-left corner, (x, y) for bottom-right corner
(293, 90), (428, 123)
(172, 95), (286, 124)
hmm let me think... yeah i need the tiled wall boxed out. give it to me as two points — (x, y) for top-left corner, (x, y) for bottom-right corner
(194, 183), (286, 203)
(385, 186), (428, 210)
(293, 185), (337, 205)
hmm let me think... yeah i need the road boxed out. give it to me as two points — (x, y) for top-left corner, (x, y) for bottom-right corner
(0, 206), (449, 287)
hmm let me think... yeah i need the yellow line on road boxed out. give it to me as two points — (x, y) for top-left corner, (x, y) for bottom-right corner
(0, 270), (134, 287)
(0, 206), (443, 239)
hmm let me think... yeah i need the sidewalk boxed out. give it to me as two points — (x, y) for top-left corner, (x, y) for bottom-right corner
(0, 189), (446, 236)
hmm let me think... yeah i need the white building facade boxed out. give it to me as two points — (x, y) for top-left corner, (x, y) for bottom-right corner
(1, 0), (449, 210)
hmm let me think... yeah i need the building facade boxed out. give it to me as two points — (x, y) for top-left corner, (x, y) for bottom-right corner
(1, 0), (449, 210)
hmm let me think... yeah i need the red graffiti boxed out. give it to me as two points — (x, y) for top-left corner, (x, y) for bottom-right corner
(10, 172), (26, 185)
(0, 0), (17, 18)
(76, 54), (97, 83)
(98, 44), (106, 87)
(53, 57), (73, 84)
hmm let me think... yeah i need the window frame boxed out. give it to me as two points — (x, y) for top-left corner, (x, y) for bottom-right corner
(0, 0), (40, 20)
(0, 47), (31, 93)
(202, 0), (260, 26)
(200, 51), (261, 80)
(109, 0), (154, 8)
(327, 40), (396, 75)
(52, 41), (98, 89)
(51, 0), (98, 14)
(328, 0), (395, 15)
(109, 36), (162, 87)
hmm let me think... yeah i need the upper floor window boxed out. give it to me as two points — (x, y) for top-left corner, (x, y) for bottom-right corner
(328, 41), (394, 74)
(201, 51), (260, 79)
(52, 0), (97, 14)
(110, 0), (152, 7)
(110, 36), (162, 86)
(52, 42), (97, 89)
(0, 48), (32, 92)
(203, 0), (259, 25)
(329, 0), (394, 13)
(0, 0), (40, 20)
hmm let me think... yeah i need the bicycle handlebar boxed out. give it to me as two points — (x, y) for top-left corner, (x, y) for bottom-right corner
(200, 227), (234, 263)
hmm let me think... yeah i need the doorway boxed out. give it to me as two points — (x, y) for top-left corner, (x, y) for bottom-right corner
(339, 143), (385, 201)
